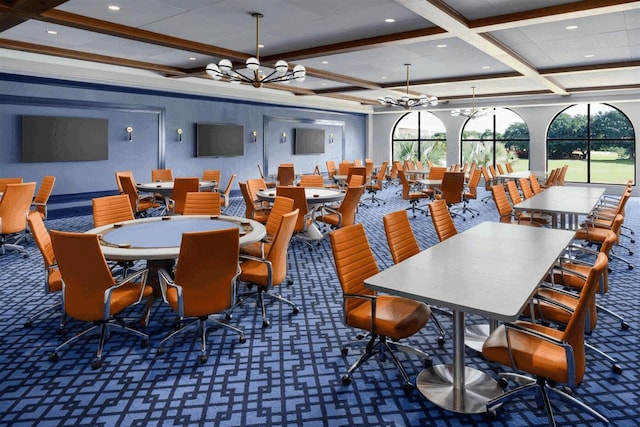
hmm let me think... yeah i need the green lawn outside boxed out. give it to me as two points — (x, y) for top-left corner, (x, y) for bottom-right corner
(547, 159), (634, 184)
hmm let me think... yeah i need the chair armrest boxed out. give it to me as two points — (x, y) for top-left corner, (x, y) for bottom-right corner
(343, 293), (378, 333)
(103, 268), (149, 319)
(239, 254), (273, 287)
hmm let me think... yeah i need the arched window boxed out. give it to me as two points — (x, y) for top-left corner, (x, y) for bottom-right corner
(547, 104), (635, 184)
(391, 112), (446, 166)
(461, 108), (529, 171)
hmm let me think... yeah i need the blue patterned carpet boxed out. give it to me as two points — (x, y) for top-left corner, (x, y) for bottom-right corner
(0, 184), (638, 426)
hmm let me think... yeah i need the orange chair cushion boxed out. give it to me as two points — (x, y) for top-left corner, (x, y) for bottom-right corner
(346, 295), (431, 341)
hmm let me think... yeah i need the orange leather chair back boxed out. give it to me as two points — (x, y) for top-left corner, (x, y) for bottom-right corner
(172, 177), (199, 214)
(0, 182), (36, 234)
(428, 166), (446, 180)
(466, 169), (482, 198)
(239, 182), (255, 219)
(506, 180), (523, 204)
(428, 199), (458, 242)
(490, 184), (514, 222)
(277, 165), (295, 186)
(276, 186), (308, 232)
(337, 185), (364, 227)
(337, 161), (353, 176)
(298, 174), (324, 187)
(92, 194), (134, 227)
(439, 172), (465, 204)
(50, 231), (117, 322)
(529, 174), (543, 194)
(27, 211), (62, 293)
(265, 196), (295, 238)
(201, 169), (220, 184)
(0, 177), (23, 193)
(33, 176), (56, 218)
(265, 209), (298, 286)
(171, 228), (239, 316)
(115, 171), (133, 194)
(382, 210), (420, 264)
(152, 168), (173, 182)
(182, 191), (221, 215)
(326, 160), (337, 179)
(519, 178), (535, 199)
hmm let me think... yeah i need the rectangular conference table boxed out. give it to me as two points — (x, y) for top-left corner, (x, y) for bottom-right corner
(513, 185), (605, 229)
(364, 222), (575, 414)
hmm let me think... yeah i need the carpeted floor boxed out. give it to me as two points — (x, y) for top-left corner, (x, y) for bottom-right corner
(0, 183), (637, 426)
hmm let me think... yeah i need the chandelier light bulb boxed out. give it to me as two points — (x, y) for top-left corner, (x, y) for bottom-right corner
(246, 57), (260, 71)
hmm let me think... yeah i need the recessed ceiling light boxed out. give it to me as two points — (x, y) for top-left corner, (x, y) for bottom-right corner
(384, 18), (395, 23)
(46, 30), (57, 35)
(188, 57), (196, 61)
(437, 44), (447, 48)
(584, 54), (595, 58)
(321, 83), (328, 86)
(258, 44), (264, 48)
(108, 5), (120, 11)
(565, 25), (578, 30)
(381, 76), (388, 80)
(482, 66), (491, 69)
(321, 61), (328, 64)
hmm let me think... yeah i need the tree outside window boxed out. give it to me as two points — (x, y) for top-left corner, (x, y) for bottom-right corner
(461, 108), (529, 171)
(547, 104), (635, 184)
(391, 112), (446, 166)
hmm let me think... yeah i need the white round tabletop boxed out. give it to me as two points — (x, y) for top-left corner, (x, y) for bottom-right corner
(86, 215), (265, 261)
(136, 180), (216, 195)
(256, 187), (345, 204)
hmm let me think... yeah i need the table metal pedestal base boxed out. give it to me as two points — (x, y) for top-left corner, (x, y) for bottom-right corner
(416, 364), (503, 414)
(465, 323), (491, 353)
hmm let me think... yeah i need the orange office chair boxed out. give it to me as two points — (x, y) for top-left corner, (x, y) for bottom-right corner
(236, 209), (299, 328)
(337, 161), (353, 176)
(529, 174), (544, 194)
(0, 182), (36, 257)
(118, 175), (160, 218)
(275, 186), (314, 249)
(459, 168), (481, 218)
(518, 177), (535, 199)
(298, 174), (324, 187)
(383, 209), (447, 346)
(201, 169), (220, 190)
(326, 160), (337, 180)
(151, 168), (173, 182)
(505, 180), (550, 225)
(316, 185), (364, 230)
(240, 196), (295, 258)
(31, 175), (56, 219)
(239, 182), (270, 224)
(277, 164), (295, 186)
(397, 170), (429, 217)
(169, 177), (199, 215)
(480, 166), (498, 203)
(257, 164), (276, 188)
(157, 228), (245, 363)
(363, 161), (387, 206)
(505, 162), (514, 173)
(433, 172), (466, 220)
(490, 185), (542, 227)
(219, 174), (236, 209)
(115, 171), (134, 194)
(48, 230), (151, 369)
(23, 211), (64, 330)
(92, 194), (135, 227)
(428, 199), (458, 243)
(182, 191), (221, 216)
(346, 166), (366, 188)
(329, 223), (432, 392)
(482, 253), (609, 426)
(0, 177), (23, 193)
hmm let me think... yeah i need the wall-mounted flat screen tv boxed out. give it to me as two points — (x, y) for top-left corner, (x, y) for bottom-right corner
(21, 115), (108, 162)
(197, 123), (244, 157)
(294, 128), (325, 154)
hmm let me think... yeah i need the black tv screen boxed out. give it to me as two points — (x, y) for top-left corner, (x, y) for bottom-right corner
(21, 115), (108, 162)
(295, 128), (325, 154)
(197, 123), (244, 157)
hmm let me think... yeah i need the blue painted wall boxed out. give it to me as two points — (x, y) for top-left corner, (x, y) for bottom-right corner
(0, 74), (366, 199)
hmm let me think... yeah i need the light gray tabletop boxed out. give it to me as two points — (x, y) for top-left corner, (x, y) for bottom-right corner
(256, 187), (345, 205)
(416, 179), (442, 187)
(365, 221), (576, 413)
(86, 215), (266, 261)
(496, 170), (545, 181)
(136, 180), (217, 195)
(513, 185), (605, 228)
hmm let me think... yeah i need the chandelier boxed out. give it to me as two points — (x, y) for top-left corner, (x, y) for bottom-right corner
(377, 64), (438, 109)
(206, 12), (306, 88)
(450, 86), (493, 119)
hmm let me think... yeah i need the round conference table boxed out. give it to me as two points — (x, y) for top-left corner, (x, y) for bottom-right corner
(255, 187), (345, 240)
(87, 215), (266, 326)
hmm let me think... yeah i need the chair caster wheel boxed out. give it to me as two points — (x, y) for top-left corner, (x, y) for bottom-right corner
(225, 313), (233, 321)
(437, 336), (445, 346)
(23, 321), (32, 328)
(91, 360), (102, 370)
(239, 335), (247, 344)
(292, 306), (299, 315)
(612, 364), (623, 374)
(403, 382), (415, 394)
(424, 358), (433, 368)
(628, 265), (633, 270)
(157, 347), (165, 355)
(341, 347), (349, 356)
(262, 320), (270, 328)
(341, 375), (352, 385)
(621, 321), (630, 330)
(48, 352), (59, 362)
(141, 339), (149, 348)
(286, 279), (294, 286)
(199, 355), (208, 364)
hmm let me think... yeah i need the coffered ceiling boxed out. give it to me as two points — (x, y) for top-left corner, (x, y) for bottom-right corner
(0, 0), (639, 112)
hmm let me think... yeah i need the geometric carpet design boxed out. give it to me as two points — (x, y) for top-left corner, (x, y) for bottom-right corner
(0, 183), (637, 426)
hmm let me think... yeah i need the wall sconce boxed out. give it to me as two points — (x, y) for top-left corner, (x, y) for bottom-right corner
(281, 132), (287, 144)
(251, 130), (257, 143)
(329, 133), (334, 144)
(177, 128), (183, 142)
(126, 126), (133, 141)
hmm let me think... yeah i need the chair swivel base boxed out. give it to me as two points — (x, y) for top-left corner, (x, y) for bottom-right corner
(0, 242), (30, 258)
(235, 285), (299, 328)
